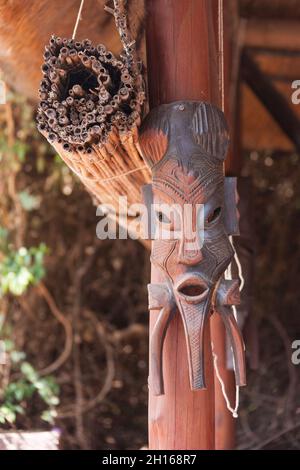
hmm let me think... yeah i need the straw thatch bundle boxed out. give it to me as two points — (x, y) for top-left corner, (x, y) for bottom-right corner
(37, 1), (150, 210)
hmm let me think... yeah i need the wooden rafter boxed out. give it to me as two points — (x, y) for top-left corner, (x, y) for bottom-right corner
(241, 50), (300, 152)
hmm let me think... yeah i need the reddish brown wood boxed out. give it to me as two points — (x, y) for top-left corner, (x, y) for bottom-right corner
(146, 0), (219, 450)
(242, 49), (300, 152)
(213, 1), (240, 449)
(145, 0), (246, 451)
(223, 0), (242, 177)
(146, 0), (219, 109)
(211, 315), (236, 449)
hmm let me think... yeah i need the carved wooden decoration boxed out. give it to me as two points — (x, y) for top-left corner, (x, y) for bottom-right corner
(139, 101), (246, 395)
(228, 177), (256, 370)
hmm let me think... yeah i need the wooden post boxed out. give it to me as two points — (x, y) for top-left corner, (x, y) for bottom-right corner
(146, 0), (221, 450)
(212, 0), (240, 450)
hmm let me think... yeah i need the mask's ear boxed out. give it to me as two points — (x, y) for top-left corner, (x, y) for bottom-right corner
(224, 177), (240, 236)
(141, 184), (156, 239)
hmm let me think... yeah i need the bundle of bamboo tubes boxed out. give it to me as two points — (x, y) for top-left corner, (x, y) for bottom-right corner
(37, 1), (150, 209)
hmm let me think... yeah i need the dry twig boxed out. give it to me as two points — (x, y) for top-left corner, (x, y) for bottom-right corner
(36, 282), (73, 376)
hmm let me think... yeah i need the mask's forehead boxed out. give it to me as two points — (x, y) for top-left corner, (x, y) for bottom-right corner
(152, 155), (224, 205)
(139, 101), (230, 171)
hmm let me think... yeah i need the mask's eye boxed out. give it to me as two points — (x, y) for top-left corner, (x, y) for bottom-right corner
(156, 211), (171, 225)
(206, 207), (221, 224)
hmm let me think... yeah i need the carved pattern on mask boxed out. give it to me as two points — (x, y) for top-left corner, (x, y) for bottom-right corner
(139, 101), (246, 395)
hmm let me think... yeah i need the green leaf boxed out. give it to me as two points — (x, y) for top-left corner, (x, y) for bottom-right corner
(10, 350), (26, 363)
(13, 141), (28, 162)
(3, 339), (14, 351)
(18, 191), (40, 211)
(0, 405), (16, 424)
(20, 362), (38, 382)
(0, 312), (5, 331)
(41, 409), (57, 424)
(0, 242), (48, 296)
(36, 155), (46, 173)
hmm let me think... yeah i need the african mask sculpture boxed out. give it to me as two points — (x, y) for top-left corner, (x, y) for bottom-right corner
(139, 101), (246, 395)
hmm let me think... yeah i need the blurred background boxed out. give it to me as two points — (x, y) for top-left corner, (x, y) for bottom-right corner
(0, 0), (300, 449)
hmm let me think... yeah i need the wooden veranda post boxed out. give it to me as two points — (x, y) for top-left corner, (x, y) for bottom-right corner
(146, 0), (225, 450)
(212, 0), (241, 450)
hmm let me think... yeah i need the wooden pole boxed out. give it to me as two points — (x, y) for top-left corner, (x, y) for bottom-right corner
(211, 315), (236, 449)
(146, 0), (219, 108)
(212, 0), (240, 449)
(146, 0), (221, 450)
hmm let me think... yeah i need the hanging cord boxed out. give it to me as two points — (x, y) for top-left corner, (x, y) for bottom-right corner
(105, 0), (140, 78)
(215, 0), (240, 419)
(72, 0), (86, 40)
(225, 235), (245, 320)
(215, 236), (245, 418)
(212, 342), (240, 418)
(230, 235), (245, 293)
(96, 165), (147, 183)
(216, 0), (245, 419)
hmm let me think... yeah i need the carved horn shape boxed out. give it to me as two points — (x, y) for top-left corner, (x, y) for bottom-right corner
(214, 279), (246, 387)
(148, 283), (176, 395)
(218, 307), (246, 387)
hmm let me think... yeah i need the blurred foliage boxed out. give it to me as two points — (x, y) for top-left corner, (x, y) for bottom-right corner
(236, 149), (300, 449)
(0, 231), (59, 427)
(0, 92), (62, 430)
(0, 336), (59, 425)
(0, 238), (47, 296)
(0, 90), (149, 449)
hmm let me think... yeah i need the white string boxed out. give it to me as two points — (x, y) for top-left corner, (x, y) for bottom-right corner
(218, 235), (245, 416)
(231, 235), (245, 293)
(226, 235), (245, 320)
(72, 0), (85, 40)
(97, 165), (148, 183)
(212, 342), (239, 418)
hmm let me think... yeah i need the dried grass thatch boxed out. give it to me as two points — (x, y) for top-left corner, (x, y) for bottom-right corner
(37, 1), (150, 209)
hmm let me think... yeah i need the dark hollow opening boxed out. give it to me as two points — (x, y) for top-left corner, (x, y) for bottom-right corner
(178, 285), (207, 297)
(104, 63), (121, 96)
(206, 207), (221, 224)
(63, 66), (99, 99)
(120, 103), (133, 116)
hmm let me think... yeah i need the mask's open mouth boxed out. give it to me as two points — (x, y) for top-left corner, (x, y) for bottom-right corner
(175, 276), (209, 304)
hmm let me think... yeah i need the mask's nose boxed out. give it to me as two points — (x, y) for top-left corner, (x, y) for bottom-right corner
(177, 205), (203, 265)
(177, 237), (203, 265)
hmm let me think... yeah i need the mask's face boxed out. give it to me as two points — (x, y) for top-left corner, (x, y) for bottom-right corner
(140, 102), (245, 395)
(151, 157), (233, 293)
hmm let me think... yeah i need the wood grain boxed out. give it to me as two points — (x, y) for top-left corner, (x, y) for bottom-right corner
(146, 0), (220, 450)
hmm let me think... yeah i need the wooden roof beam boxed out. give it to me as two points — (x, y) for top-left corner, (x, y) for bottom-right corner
(241, 50), (300, 152)
(244, 19), (300, 51)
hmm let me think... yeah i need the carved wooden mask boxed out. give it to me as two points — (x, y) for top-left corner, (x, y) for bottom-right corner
(139, 101), (246, 395)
